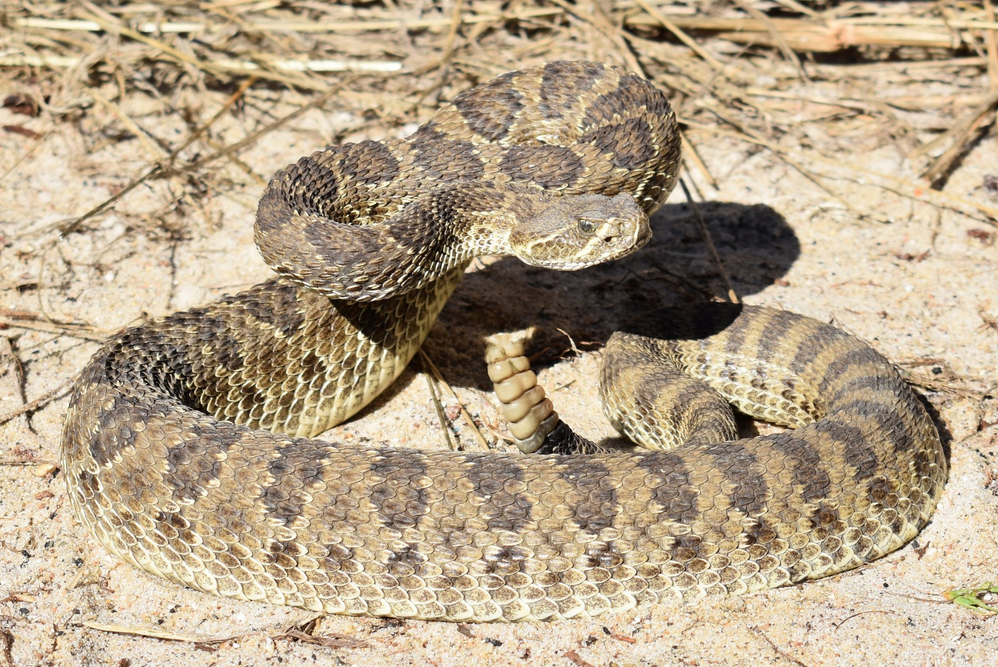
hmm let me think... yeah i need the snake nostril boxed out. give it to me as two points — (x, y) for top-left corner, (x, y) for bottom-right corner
(599, 222), (622, 244)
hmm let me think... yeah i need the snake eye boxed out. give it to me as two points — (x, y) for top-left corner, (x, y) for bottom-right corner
(577, 218), (597, 234)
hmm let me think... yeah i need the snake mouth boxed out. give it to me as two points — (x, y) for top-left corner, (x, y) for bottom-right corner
(629, 220), (653, 249)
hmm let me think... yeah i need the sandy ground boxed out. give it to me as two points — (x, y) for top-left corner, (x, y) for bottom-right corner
(2, 62), (998, 667)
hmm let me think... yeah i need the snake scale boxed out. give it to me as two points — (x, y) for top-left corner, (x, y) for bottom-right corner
(62, 61), (947, 622)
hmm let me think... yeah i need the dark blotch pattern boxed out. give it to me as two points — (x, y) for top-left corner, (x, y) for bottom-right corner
(705, 444), (770, 517)
(789, 326), (848, 376)
(764, 431), (831, 502)
(498, 145), (584, 188)
(581, 74), (667, 132)
(262, 438), (327, 526)
(581, 117), (657, 169)
(463, 453), (534, 532)
(195, 314), (247, 373)
(753, 310), (799, 364)
(296, 155), (343, 219)
(638, 451), (701, 525)
(163, 421), (243, 503)
(411, 138), (485, 182)
(242, 282), (304, 338)
(630, 366), (669, 416)
(370, 448), (430, 531)
(818, 346), (887, 396)
(813, 418), (879, 481)
(539, 61), (604, 119)
(452, 72), (524, 141)
(554, 457), (619, 534)
(337, 140), (400, 185)
(90, 395), (144, 467)
(718, 307), (755, 356)
(837, 399), (913, 454)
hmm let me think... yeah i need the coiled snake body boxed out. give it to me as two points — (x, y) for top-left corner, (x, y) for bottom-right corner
(62, 62), (946, 622)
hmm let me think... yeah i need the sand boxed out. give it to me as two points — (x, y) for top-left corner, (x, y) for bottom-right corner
(2, 56), (997, 667)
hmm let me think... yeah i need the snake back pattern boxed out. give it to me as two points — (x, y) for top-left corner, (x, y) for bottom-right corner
(62, 61), (946, 622)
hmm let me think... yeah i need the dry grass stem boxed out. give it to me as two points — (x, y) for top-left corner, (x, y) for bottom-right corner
(680, 132), (718, 188)
(58, 75), (348, 237)
(418, 350), (490, 451)
(679, 179), (739, 304)
(632, 0), (723, 70)
(80, 621), (237, 643)
(80, 620), (366, 649)
(731, 0), (808, 80)
(422, 366), (456, 451)
(682, 120), (998, 224)
(986, 0), (998, 91)
(0, 382), (72, 427)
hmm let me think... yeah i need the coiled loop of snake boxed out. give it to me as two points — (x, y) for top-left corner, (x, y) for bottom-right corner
(61, 61), (945, 623)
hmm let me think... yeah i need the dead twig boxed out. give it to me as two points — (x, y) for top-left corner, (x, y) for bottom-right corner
(166, 75), (359, 178)
(915, 89), (998, 183)
(0, 628), (13, 667)
(679, 178), (739, 304)
(273, 618), (367, 650)
(563, 649), (595, 667)
(0, 382), (73, 426)
(833, 609), (900, 630)
(748, 626), (811, 667)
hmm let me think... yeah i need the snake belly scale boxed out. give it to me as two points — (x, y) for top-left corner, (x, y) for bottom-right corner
(62, 61), (946, 622)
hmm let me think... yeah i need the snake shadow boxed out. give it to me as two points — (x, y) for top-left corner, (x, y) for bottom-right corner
(413, 200), (801, 394)
(356, 198), (953, 498)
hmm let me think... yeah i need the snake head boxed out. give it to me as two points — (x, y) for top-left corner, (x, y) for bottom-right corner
(510, 192), (651, 270)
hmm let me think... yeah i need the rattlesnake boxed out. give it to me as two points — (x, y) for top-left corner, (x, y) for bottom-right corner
(62, 61), (947, 622)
